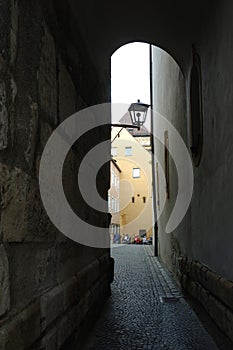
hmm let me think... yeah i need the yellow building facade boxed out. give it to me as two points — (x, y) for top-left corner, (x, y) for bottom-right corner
(111, 127), (153, 240)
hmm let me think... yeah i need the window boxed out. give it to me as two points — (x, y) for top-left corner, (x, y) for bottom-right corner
(111, 147), (117, 156)
(132, 196), (135, 203)
(143, 196), (146, 203)
(125, 147), (132, 156)
(164, 130), (169, 199)
(132, 168), (140, 178)
(190, 49), (203, 166)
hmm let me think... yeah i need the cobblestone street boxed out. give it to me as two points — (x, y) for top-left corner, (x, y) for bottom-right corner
(83, 245), (218, 350)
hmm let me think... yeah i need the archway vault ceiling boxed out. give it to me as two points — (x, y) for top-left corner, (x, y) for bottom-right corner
(54, 0), (218, 71)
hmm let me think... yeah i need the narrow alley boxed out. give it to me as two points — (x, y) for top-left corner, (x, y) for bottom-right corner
(81, 245), (219, 350)
(2, 1), (233, 348)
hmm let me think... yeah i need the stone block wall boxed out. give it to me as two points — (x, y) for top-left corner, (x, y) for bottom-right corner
(172, 250), (233, 342)
(0, 253), (112, 349)
(0, 0), (112, 348)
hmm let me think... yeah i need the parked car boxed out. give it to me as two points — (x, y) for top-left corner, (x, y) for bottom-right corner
(142, 236), (153, 245)
(134, 236), (142, 244)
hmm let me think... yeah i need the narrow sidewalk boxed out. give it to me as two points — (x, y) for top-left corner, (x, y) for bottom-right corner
(83, 245), (218, 350)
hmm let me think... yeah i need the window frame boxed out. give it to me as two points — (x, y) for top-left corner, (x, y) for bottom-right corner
(125, 146), (132, 156)
(132, 168), (140, 178)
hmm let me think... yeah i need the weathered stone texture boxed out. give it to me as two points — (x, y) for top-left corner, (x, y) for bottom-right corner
(39, 24), (57, 126)
(0, 81), (8, 150)
(0, 256), (111, 349)
(0, 1), (111, 348)
(24, 100), (39, 166)
(175, 254), (233, 342)
(0, 165), (29, 241)
(58, 57), (77, 122)
(5, 243), (57, 309)
(76, 259), (100, 297)
(0, 245), (10, 317)
(0, 164), (56, 243)
(0, 301), (40, 350)
(10, 0), (18, 66)
(63, 276), (79, 310)
(38, 328), (57, 350)
(41, 284), (64, 331)
(56, 305), (79, 348)
(226, 309), (233, 341)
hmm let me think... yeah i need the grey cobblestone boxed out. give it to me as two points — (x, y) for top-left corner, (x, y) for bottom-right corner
(83, 245), (218, 350)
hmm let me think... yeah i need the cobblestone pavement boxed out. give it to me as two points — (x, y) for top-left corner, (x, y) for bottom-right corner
(83, 245), (218, 350)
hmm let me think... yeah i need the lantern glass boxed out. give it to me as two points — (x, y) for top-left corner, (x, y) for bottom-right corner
(128, 100), (150, 126)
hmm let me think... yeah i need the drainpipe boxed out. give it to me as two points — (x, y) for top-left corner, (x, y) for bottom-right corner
(149, 44), (158, 257)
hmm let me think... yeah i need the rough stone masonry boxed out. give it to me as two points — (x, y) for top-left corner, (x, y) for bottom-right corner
(0, 1), (112, 348)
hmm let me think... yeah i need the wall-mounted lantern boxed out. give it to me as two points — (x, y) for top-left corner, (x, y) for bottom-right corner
(128, 99), (150, 127)
(111, 99), (150, 130)
(111, 99), (150, 143)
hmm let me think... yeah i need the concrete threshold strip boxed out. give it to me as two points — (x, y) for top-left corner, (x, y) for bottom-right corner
(159, 296), (183, 304)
